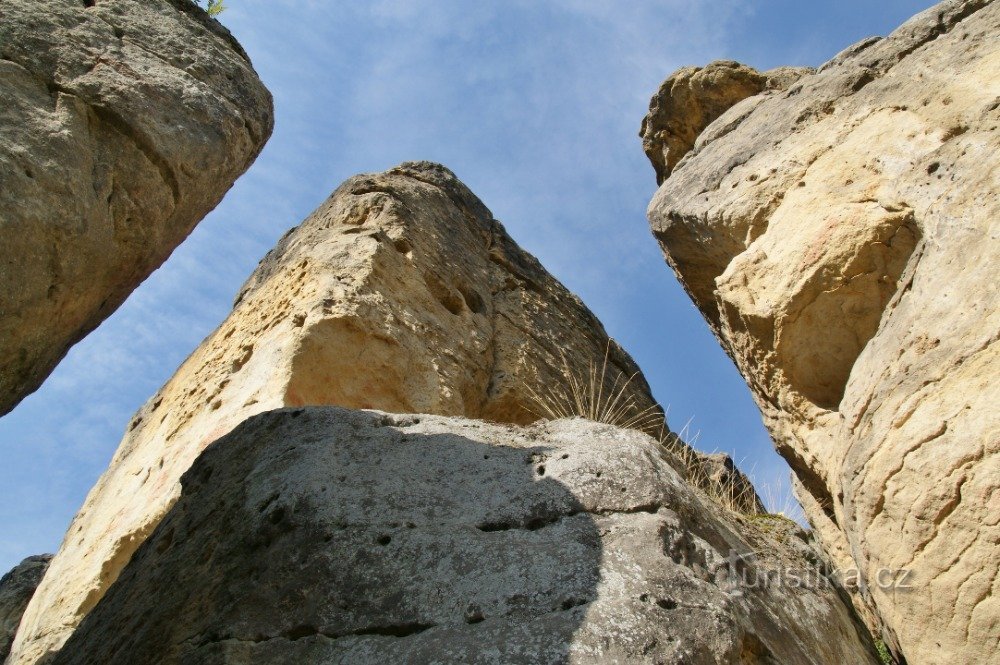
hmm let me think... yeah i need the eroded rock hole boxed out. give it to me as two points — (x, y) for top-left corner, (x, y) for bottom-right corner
(458, 285), (485, 314)
(392, 237), (412, 255)
(423, 271), (464, 315)
(781, 212), (921, 409)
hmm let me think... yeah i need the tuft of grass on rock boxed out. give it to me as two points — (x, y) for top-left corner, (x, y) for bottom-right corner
(523, 342), (769, 517)
(523, 343), (663, 433)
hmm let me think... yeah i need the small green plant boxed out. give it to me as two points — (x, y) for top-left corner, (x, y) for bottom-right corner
(199, 0), (226, 17)
(875, 639), (893, 665)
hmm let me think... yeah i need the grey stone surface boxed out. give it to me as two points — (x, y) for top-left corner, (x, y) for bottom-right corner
(0, 0), (274, 416)
(645, 1), (1000, 662)
(0, 556), (51, 662)
(52, 408), (876, 664)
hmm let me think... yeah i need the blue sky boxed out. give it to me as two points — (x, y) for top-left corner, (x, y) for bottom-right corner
(0, 0), (933, 572)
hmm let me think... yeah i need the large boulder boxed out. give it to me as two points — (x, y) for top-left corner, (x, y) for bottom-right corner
(644, 1), (999, 662)
(9, 162), (673, 663)
(51, 408), (876, 664)
(0, 0), (274, 416)
(639, 61), (812, 184)
(0, 556), (51, 662)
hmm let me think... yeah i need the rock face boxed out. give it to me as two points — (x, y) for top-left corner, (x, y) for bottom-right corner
(639, 61), (813, 184)
(9, 162), (671, 664)
(698, 452), (766, 516)
(51, 408), (876, 664)
(645, 1), (1000, 662)
(0, 0), (274, 416)
(0, 556), (51, 662)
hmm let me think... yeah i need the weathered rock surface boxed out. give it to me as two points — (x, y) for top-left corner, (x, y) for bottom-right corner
(699, 452), (766, 516)
(639, 61), (813, 184)
(51, 408), (876, 665)
(10, 162), (674, 664)
(0, 556), (51, 662)
(0, 0), (274, 416)
(645, 1), (1000, 662)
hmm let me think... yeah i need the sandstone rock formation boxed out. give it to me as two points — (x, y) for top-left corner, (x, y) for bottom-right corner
(639, 61), (813, 184)
(0, 0), (274, 416)
(0, 556), (51, 662)
(10, 162), (674, 664)
(51, 408), (877, 664)
(645, 1), (1000, 662)
(698, 452), (766, 516)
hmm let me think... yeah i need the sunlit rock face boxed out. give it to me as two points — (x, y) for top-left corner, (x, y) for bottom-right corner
(51, 408), (876, 665)
(9, 161), (665, 664)
(644, 1), (1000, 662)
(640, 60), (812, 184)
(0, 0), (274, 417)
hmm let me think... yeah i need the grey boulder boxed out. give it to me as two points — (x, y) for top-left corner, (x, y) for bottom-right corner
(0, 555), (51, 662)
(53, 408), (876, 664)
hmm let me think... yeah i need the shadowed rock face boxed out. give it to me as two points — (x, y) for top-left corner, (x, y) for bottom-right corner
(9, 161), (669, 664)
(0, 0), (274, 416)
(644, 1), (1000, 662)
(51, 409), (876, 665)
(0, 556), (52, 662)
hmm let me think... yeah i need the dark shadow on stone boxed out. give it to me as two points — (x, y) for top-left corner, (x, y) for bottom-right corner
(50, 408), (600, 665)
(1, 554), (53, 662)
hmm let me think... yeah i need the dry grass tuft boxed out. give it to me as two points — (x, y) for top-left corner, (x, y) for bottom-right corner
(523, 343), (663, 433)
(758, 477), (808, 525)
(523, 341), (787, 518)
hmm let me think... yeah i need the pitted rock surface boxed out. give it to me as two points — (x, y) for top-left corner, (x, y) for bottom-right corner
(0, 0), (273, 416)
(10, 161), (672, 664)
(52, 409), (876, 665)
(645, 1), (1000, 661)
(639, 60), (812, 184)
